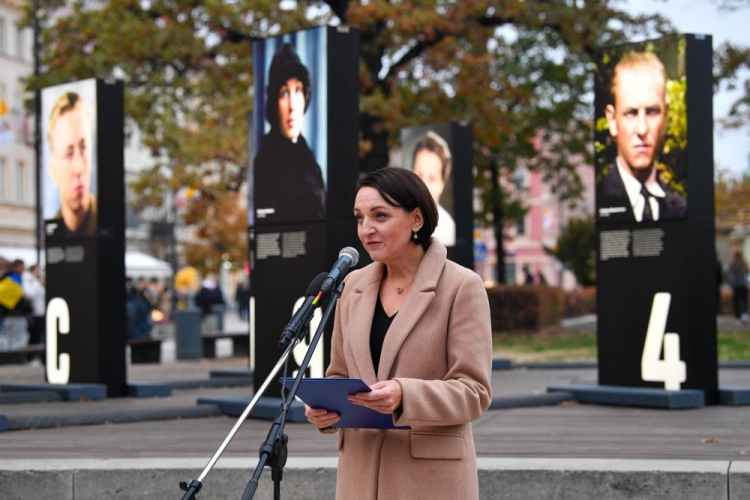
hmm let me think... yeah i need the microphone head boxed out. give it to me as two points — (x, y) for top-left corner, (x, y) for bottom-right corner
(339, 247), (359, 267)
(305, 272), (329, 296)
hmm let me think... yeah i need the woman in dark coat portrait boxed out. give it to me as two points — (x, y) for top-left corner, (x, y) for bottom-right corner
(253, 43), (325, 224)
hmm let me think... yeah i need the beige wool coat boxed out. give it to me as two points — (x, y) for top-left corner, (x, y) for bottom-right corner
(325, 240), (493, 499)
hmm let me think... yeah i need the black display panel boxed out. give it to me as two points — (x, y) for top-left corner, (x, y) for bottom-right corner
(43, 79), (126, 397)
(595, 35), (717, 402)
(249, 27), (360, 392)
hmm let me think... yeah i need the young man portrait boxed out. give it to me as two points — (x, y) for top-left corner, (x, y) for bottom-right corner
(597, 52), (687, 223)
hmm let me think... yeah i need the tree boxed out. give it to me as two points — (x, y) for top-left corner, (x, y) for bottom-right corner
(714, 1), (750, 137)
(546, 217), (596, 286)
(715, 168), (750, 231)
(23, 1), (673, 277)
(23, 0), (329, 274)
(340, 0), (671, 281)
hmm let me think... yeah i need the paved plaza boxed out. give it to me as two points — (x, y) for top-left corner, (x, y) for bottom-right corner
(0, 313), (749, 499)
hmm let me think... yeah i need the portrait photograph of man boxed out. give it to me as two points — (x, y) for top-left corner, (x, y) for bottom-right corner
(42, 80), (98, 238)
(251, 29), (327, 226)
(595, 38), (688, 223)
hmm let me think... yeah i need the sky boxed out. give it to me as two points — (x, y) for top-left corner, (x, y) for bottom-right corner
(627, 0), (750, 176)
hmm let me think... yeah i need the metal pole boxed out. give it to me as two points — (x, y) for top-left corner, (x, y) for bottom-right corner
(33, 0), (42, 265)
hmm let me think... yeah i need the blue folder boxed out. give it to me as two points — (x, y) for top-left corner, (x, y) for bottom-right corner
(279, 378), (410, 430)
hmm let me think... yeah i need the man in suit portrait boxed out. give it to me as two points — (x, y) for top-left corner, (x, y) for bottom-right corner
(598, 52), (686, 223)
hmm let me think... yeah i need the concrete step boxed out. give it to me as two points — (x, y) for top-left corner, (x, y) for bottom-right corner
(1, 457), (748, 500)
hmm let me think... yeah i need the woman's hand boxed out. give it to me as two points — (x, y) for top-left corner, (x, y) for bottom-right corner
(347, 380), (403, 414)
(304, 404), (340, 430)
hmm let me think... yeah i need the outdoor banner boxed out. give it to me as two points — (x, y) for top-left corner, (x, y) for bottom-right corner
(400, 121), (474, 269)
(249, 26), (360, 393)
(594, 35), (717, 402)
(42, 78), (126, 397)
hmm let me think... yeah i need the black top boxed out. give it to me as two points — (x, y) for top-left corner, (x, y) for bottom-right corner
(370, 295), (396, 373)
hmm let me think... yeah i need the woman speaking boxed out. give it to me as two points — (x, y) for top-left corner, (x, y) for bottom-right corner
(305, 167), (492, 499)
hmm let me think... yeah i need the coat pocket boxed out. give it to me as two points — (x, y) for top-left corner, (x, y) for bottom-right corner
(410, 432), (465, 460)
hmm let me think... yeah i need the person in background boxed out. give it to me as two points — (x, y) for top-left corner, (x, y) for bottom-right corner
(523, 265), (534, 285)
(126, 283), (153, 339)
(235, 280), (251, 322)
(537, 270), (548, 286)
(726, 251), (749, 324)
(195, 279), (226, 330)
(0, 260), (32, 350)
(22, 265), (46, 346)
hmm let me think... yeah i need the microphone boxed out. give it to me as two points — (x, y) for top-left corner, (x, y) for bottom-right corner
(320, 247), (359, 293)
(278, 272), (328, 348)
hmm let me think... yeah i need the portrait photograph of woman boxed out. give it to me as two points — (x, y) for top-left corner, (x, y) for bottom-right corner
(401, 124), (456, 247)
(251, 28), (328, 226)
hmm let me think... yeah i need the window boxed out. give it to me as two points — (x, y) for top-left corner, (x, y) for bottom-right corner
(15, 161), (24, 203)
(516, 216), (526, 236)
(14, 25), (23, 60)
(513, 168), (527, 190)
(0, 17), (5, 54)
(13, 89), (23, 143)
(12, 89), (22, 115)
(0, 158), (6, 201)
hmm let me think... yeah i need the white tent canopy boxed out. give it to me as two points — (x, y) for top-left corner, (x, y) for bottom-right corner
(0, 246), (172, 280)
(125, 250), (172, 279)
(0, 246), (44, 267)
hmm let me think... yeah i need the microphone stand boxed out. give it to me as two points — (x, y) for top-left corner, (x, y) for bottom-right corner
(178, 279), (344, 500)
(240, 279), (344, 500)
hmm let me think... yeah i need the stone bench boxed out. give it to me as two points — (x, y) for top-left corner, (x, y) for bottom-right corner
(201, 331), (249, 358)
(0, 344), (45, 365)
(127, 338), (162, 364)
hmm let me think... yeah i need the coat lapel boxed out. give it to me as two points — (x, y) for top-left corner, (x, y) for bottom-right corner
(376, 241), (446, 381)
(346, 262), (384, 386)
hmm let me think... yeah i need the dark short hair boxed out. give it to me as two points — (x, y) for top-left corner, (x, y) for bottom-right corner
(357, 167), (438, 251)
(265, 44), (312, 131)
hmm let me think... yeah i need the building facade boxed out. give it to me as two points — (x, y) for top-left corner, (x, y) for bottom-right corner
(0, 0), (36, 265)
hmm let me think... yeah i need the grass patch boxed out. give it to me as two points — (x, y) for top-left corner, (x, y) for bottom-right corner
(718, 331), (750, 360)
(493, 330), (750, 362)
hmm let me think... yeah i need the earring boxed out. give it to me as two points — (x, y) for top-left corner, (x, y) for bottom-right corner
(413, 231), (418, 240)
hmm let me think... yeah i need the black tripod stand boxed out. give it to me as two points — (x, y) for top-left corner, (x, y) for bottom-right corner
(179, 279), (344, 499)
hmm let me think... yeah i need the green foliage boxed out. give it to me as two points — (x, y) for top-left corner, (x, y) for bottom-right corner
(492, 330), (750, 362)
(492, 331), (597, 362)
(715, 168), (750, 230)
(21, 0), (329, 273)
(21, 0), (677, 272)
(547, 217), (596, 286)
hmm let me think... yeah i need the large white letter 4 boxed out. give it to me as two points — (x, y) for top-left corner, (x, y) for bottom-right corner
(641, 292), (686, 391)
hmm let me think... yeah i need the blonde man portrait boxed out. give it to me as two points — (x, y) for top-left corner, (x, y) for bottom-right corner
(598, 52), (686, 222)
(47, 92), (97, 237)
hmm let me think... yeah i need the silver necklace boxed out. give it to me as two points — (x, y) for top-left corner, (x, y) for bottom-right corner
(385, 279), (412, 295)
